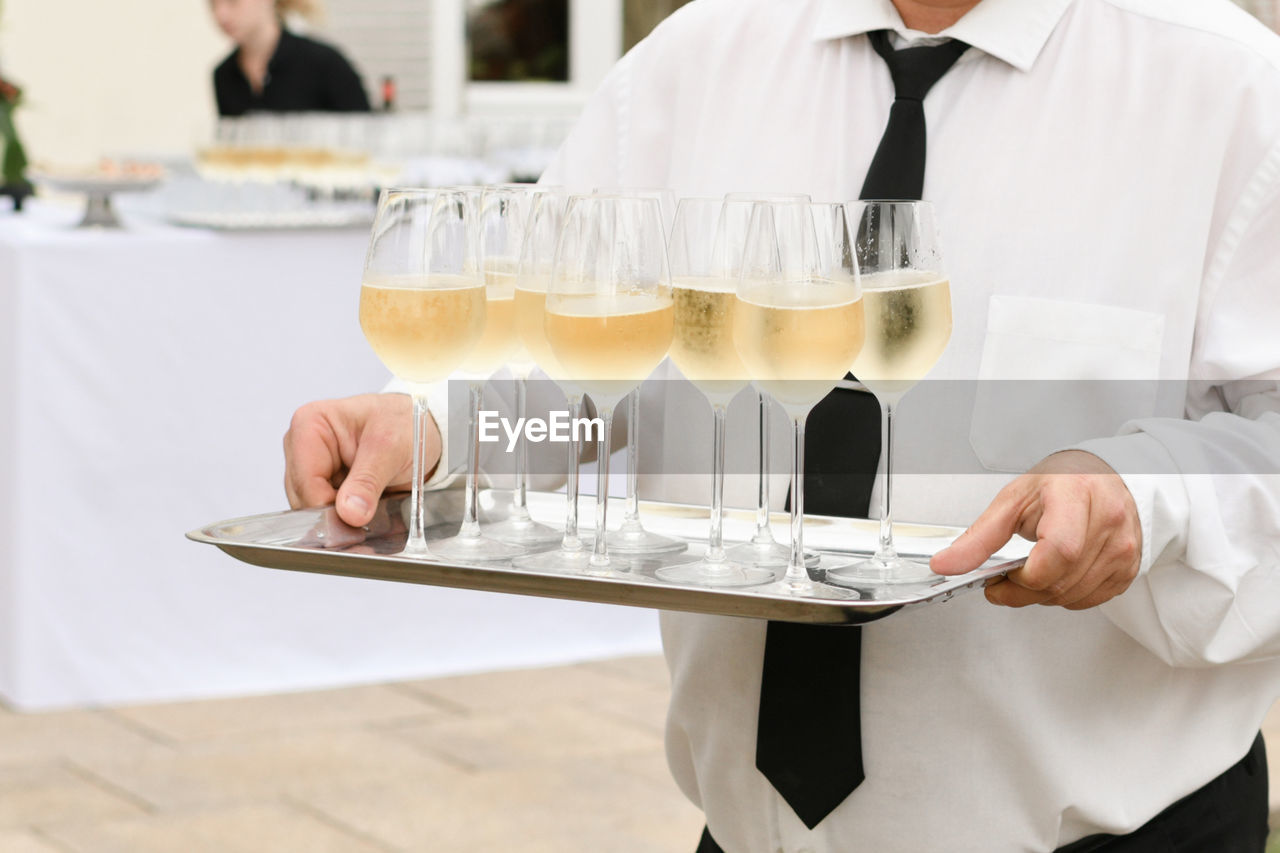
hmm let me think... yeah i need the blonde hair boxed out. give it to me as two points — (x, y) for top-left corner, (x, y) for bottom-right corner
(276, 0), (323, 22)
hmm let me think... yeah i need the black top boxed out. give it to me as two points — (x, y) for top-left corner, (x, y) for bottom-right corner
(214, 29), (371, 116)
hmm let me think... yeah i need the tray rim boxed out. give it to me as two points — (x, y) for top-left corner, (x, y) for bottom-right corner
(186, 493), (1024, 626)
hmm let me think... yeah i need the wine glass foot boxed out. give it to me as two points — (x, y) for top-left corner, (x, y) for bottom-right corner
(428, 531), (525, 562)
(586, 552), (689, 577)
(655, 559), (776, 588)
(511, 545), (598, 573)
(606, 524), (688, 556)
(396, 538), (436, 560)
(512, 545), (680, 579)
(825, 554), (940, 587)
(760, 572), (861, 599)
(736, 553), (858, 598)
(485, 516), (564, 547)
(724, 540), (820, 569)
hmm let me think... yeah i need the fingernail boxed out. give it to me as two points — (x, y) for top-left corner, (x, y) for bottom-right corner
(344, 494), (370, 516)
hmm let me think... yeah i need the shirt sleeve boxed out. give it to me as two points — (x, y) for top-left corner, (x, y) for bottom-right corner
(538, 52), (633, 189)
(539, 2), (696, 190)
(1075, 137), (1280, 668)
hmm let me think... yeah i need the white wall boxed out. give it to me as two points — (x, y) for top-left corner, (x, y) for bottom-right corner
(0, 0), (228, 164)
(326, 0), (434, 111)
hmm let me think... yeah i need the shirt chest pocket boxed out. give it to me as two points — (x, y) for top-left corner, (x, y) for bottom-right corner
(969, 295), (1166, 473)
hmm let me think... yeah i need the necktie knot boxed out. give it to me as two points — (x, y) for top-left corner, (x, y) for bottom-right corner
(868, 29), (969, 102)
(858, 30), (969, 201)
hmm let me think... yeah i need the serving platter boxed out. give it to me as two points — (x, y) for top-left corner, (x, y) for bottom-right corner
(29, 168), (165, 228)
(187, 490), (1026, 626)
(165, 207), (374, 231)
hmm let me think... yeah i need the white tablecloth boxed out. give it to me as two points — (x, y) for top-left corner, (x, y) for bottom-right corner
(0, 201), (660, 711)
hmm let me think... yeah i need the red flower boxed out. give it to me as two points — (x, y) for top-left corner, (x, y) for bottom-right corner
(0, 77), (20, 104)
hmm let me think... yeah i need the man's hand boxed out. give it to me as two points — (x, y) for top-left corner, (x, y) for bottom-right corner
(283, 393), (440, 527)
(930, 450), (1142, 610)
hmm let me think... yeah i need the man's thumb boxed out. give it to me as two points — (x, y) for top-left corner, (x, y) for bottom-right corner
(335, 431), (404, 527)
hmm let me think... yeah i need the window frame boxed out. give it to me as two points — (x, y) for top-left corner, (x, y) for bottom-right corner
(431, 0), (623, 117)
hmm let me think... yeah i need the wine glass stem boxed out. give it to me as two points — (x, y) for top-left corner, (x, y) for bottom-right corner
(511, 376), (530, 521)
(876, 397), (898, 562)
(786, 415), (808, 586)
(752, 392), (774, 546)
(460, 381), (484, 540)
(406, 391), (431, 551)
(623, 390), (641, 526)
(707, 403), (728, 563)
(591, 405), (615, 568)
(563, 394), (583, 551)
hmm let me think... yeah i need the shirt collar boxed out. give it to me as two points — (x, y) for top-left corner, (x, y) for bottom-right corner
(811, 0), (1075, 72)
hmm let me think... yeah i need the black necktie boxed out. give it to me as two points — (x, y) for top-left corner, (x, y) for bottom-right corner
(755, 30), (969, 831)
(860, 30), (970, 200)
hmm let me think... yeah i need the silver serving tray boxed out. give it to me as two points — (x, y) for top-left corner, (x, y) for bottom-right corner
(187, 490), (1025, 625)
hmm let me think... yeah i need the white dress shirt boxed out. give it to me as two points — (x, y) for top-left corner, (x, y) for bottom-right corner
(534, 0), (1280, 850)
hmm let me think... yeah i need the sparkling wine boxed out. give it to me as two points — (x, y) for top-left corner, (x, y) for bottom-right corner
(670, 276), (750, 400)
(359, 275), (486, 383)
(544, 291), (674, 401)
(514, 275), (561, 378)
(460, 265), (523, 376)
(733, 280), (865, 410)
(850, 271), (951, 396)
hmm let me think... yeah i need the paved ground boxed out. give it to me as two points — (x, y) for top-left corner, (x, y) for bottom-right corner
(1, 657), (1276, 852)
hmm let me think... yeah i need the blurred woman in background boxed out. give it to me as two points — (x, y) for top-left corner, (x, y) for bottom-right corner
(211, 0), (370, 116)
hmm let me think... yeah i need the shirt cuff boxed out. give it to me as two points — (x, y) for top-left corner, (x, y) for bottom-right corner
(381, 377), (459, 490)
(1067, 431), (1192, 577)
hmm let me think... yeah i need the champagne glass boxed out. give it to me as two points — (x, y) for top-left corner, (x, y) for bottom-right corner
(718, 193), (821, 570)
(510, 190), (600, 572)
(476, 183), (563, 547)
(826, 201), (953, 586)
(732, 199), (865, 593)
(813, 202), (853, 270)
(358, 188), (486, 558)
(545, 194), (675, 573)
(426, 188), (523, 562)
(656, 197), (774, 587)
(593, 186), (676, 235)
(593, 187), (686, 556)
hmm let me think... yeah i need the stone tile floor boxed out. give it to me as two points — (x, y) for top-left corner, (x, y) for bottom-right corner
(0, 657), (701, 852)
(0, 656), (1276, 852)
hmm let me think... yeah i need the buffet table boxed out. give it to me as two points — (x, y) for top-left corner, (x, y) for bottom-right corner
(0, 201), (661, 711)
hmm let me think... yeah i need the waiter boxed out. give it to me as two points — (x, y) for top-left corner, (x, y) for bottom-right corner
(210, 0), (370, 116)
(283, 0), (1280, 849)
